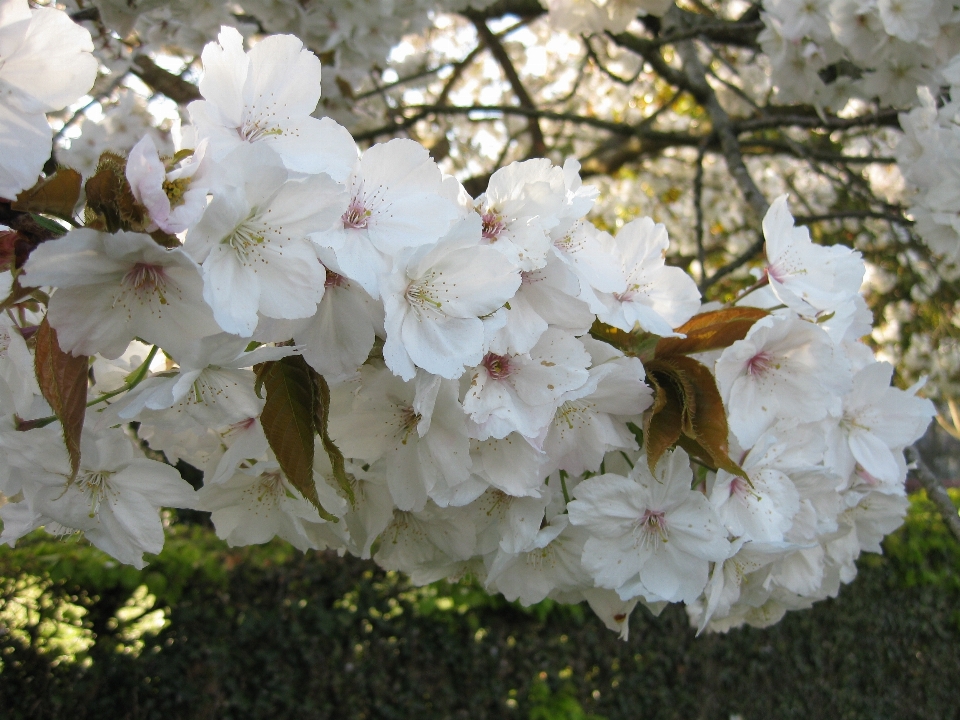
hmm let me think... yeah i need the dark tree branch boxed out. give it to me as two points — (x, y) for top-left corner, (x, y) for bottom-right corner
(694, 139), (708, 285)
(130, 55), (201, 104)
(642, 19), (764, 48)
(396, 104), (702, 146)
(794, 210), (914, 225)
(461, 0), (545, 20)
(668, 13), (769, 220)
(906, 446), (960, 546)
(468, 14), (547, 157)
(734, 107), (902, 132)
(608, 31), (693, 93)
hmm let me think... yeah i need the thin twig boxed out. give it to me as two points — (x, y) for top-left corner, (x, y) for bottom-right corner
(693, 139), (708, 285)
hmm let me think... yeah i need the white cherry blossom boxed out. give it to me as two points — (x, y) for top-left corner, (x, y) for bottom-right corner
(311, 138), (461, 298)
(197, 456), (345, 552)
(0, 425), (196, 569)
(380, 214), (521, 381)
(188, 26), (356, 177)
(762, 195), (864, 316)
(568, 448), (730, 604)
(595, 217), (701, 337)
(184, 144), (347, 336)
(295, 270), (381, 383)
(822, 361), (935, 489)
(715, 315), (852, 448)
(486, 256), (595, 356)
(540, 338), (653, 476)
(486, 516), (591, 606)
(21, 229), (220, 360)
(464, 328), (591, 440)
(708, 434), (802, 543)
(474, 159), (566, 272)
(126, 135), (212, 235)
(0, 0), (97, 198)
(330, 364), (471, 511)
(106, 334), (295, 429)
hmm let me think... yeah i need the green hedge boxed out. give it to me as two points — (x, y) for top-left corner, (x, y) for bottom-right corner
(1, 491), (958, 720)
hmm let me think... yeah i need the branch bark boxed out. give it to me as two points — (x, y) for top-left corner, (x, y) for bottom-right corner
(130, 55), (201, 104)
(669, 21), (769, 220)
(906, 446), (960, 546)
(468, 14), (547, 157)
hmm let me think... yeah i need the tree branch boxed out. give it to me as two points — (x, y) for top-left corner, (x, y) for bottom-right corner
(906, 446), (960, 546)
(694, 139), (708, 285)
(668, 12), (769, 220)
(130, 55), (201, 104)
(794, 210), (913, 225)
(468, 14), (547, 157)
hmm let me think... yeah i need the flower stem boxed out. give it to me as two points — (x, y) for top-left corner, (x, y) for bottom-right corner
(559, 470), (571, 505)
(16, 345), (160, 430)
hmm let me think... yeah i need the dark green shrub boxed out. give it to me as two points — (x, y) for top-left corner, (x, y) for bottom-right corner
(0, 491), (957, 720)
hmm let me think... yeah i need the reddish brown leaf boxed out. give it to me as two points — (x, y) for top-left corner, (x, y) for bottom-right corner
(33, 318), (88, 480)
(0, 229), (19, 271)
(589, 319), (660, 361)
(667, 355), (748, 480)
(655, 307), (769, 357)
(313, 371), (355, 507)
(84, 152), (146, 233)
(643, 371), (684, 475)
(642, 354), (748, 480)
(12, 169), (82, 221)
(259, 356), (336, 521)
(647, 358), (698, 437)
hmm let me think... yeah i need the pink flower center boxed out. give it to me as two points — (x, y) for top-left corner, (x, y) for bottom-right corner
(342, 197), (371, 229)
(399, 405), (422, 445)
(481, 210), (506, 240)
(325, 269), (347, 288)
(237, 117), (283, 143)
(729, 477), (750, 500)
(482, 352), (514, 380)
(636, 508), (668, 547)
(122, 263), (167, 296)
(855, 466), (879, 486)
(746, 350), (774, 376)
(520, 270), (545, 287)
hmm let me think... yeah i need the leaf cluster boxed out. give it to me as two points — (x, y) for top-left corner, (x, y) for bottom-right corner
(592, 307), (767, 478)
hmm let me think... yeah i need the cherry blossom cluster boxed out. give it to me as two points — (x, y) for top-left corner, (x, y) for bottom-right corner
(91, 0), (450, 98)
(0, 7), (935, 638)
(759, 0), (960, 109)
(540, 0), (674, 33)
(684, 197), (934, 631)
(896, 55), (960, 273)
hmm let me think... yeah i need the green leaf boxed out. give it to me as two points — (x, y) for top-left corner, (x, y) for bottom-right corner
(259, 356), (336, 521)
(32, 318), (89, 480)
(27, 214), (68, 237)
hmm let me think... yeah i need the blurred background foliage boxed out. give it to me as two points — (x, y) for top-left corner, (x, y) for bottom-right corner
(0, 490), (958, 720)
